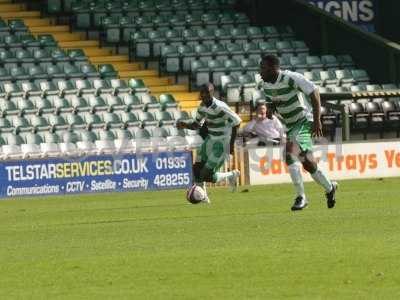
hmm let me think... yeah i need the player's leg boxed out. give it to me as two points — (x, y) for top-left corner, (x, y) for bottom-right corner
(193, 137), (212, 202)
(299, 150), (337, 208)
(285, 140), (307, 211)
(297, 121), (337, 208)
(207, 138), (240, 192)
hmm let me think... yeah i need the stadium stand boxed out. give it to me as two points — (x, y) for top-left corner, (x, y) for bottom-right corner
(0, 0), (398, 164)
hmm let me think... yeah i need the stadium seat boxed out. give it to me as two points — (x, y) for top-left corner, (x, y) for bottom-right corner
(191, 60), (209, 88)
(161, 45), (180, 73)
(86, 95), (108, 112)
(40, 142), (62, 157)
(290, 56), (307, 70)
(351, 69), (370, 84)
(11, 116), (33, 133)
(73, 79), (96, 95)
(243, 42), (262, 61)
(68, 95), (91, 112)
(239, 74), (257, 103)
(47, 114), (70, 131)
(104, 95), (126, 111)
(138, 111), (159, 128)
(178, 44), (196, 73)
(66, 114), (87, 130)
(91, 79), (114, 96)
(349, 101), (369, 139)
(335, 69), (356, 86)
(121, 94), (143, 111)
(31, 115), (51, 132)
(304, 70), (323, 86)
(292, 40), (309, 54)
(194, 44), (213, 64)
(320, 70), (338, 87)
(102, 112), (124, 129)
(159, 94), (178, 110)
(321, 55), (340, 69)
(206, 59), (224, 87)
(0, 118), (13, 133)
(337, 54), (355, 68)
(119, 111), (141, 127)
(306, 56), (324, 70)
(154, 111), (175, 126)
(221, 75), (241, 103)
(259, 41), (278, 55)
(81, 64), (100, 78)
(99, 64), (118, 79)
(109, 79), (132, 95)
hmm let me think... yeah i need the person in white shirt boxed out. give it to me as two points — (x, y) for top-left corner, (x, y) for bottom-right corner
(243, 103), (285, 145)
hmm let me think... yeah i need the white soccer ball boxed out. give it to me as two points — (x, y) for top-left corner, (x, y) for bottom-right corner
(186, 185), (206, 204)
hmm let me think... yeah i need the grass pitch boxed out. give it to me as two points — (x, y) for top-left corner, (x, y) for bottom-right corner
(1, 178), (400, 299)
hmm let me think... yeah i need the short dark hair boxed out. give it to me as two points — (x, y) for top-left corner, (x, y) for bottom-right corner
(261, 54), (280, 67)
(199, 83), (214, 94)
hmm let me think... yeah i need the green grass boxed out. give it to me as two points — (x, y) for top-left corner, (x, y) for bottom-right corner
(1, 178), (400, 299)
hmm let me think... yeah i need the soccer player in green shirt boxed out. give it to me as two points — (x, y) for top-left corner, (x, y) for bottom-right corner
(259, 55), (337, 211)
(177, 83), (241, 202)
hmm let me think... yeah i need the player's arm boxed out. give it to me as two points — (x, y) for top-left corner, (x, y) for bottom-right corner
(176, 109), (203, 130)
(289, 72), (322, 137)
(222, 107), (242, 154)
(309, 89), (323, 137)
(176, 120), (199, 130)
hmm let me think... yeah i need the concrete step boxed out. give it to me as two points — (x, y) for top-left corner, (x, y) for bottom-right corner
(90, 55), (129, 63)
(23, 18), (53, 27)
(38, 32), (83, 42)
(59, 40), (99, 47)
(119, 69), (158, 78)
(30, 25), (70, 33)
(82, 48), (113, 57)
(121, 76), (172, 86)
(0, 11), (41, 18)
(111, 62), (142, 71)
(150, 84), (188, 93)
(0, 3), (24, 12)
(167, 92), (200, 101)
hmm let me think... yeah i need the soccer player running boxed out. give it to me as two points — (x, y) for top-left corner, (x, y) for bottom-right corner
(259, 55), (337, 211)
(177, 83), (241, 202)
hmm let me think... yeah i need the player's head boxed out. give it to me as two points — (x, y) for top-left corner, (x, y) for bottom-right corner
(199, 83), (214, 107)
(256, 103), (267, 120)
(260, 54), (280, 83)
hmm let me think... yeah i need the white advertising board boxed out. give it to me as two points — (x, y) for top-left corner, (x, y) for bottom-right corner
(248, 141), (400, 185)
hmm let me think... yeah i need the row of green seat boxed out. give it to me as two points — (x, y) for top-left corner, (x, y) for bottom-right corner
(161, 42), (343, 74)
(101, 13), (249, 44)
(0, 34), (57, 50)
(129, 27), (296, 60)
(0, 92), (179, 117)
(0, 48), (87, 67)
(70, 0), (236, 29)
(189, 57), (360, 89)
(0, 109), (189, 134)
(0, 19), (28, 35)
(0, 63), (117, 82)
(302, 69), (370, 87)
(0, 126), (194, 146)
(0, 78), (148, 99)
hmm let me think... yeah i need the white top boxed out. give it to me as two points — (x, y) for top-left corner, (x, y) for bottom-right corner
(280, 70), (317, 95)
(257, 70), (317, 126)
(195, 98), (242, 139)
(243, 115), (285, 140)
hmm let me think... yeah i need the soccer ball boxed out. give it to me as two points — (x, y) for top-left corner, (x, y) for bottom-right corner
(186, 185), (206, 204)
